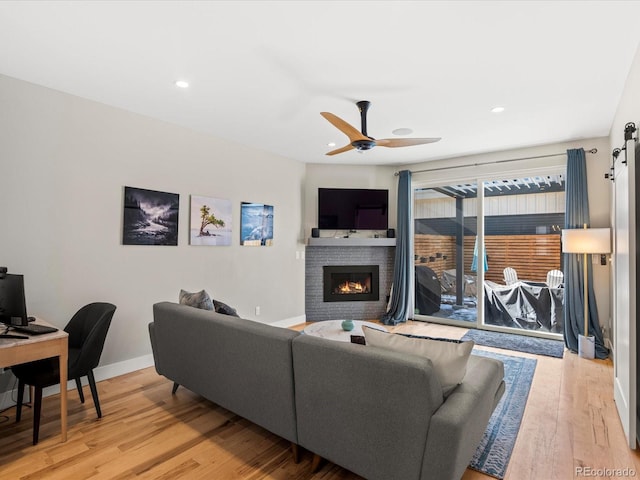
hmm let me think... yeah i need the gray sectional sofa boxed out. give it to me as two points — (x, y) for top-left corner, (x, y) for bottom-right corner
(149, 302), (505, 480)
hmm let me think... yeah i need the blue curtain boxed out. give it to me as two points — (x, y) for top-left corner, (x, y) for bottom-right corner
(382, 170), (412, 325)
(564, 148), (608, 358)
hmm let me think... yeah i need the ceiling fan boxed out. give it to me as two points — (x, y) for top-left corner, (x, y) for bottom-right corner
(321, 100), (441, 156)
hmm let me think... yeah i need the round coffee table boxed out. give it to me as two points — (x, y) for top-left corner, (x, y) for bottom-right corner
(302, 320), (388, 342)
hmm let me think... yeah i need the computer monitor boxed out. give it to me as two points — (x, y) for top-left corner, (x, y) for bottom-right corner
(0, 273), (29, 327)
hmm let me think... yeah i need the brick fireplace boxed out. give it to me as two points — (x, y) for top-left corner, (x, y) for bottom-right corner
(305, 241), (395, 321)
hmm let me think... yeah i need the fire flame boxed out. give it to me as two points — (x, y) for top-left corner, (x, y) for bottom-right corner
(336, 281), (368, 294)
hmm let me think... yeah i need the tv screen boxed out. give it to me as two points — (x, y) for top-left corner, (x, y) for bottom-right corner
(318, 188), (389, 230)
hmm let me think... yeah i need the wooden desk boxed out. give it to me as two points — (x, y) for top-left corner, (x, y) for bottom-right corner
(0, 320), (68, 442)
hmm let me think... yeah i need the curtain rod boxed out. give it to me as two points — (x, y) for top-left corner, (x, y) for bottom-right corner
(394, 148), (597, 176)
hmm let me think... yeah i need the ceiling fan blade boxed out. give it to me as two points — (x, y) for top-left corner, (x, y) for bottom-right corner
(376, 137), (441, 148)
(325, 144), (355, 156)
(321, 112), (368, 143)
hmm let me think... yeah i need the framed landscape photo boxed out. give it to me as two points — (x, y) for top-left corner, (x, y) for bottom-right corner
(240, 202), (274, 246)
(122, 186), (179, 246)
(189, 195), (232, 246)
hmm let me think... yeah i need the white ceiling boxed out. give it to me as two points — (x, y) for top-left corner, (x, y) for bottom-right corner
(2, 1), (640, 166)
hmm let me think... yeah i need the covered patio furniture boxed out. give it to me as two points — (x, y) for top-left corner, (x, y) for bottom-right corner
(415, 265), (441, 315)
(484, 280), (563, 333)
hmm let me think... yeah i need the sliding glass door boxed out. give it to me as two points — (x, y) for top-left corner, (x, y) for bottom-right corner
(413, 171), (565, 339)
(414, 183), (478, 324)
(481, 175), (564, 335)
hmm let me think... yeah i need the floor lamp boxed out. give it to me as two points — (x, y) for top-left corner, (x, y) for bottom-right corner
(561, 226), (611, 359)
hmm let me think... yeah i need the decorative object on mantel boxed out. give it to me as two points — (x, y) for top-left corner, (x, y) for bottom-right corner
(122, 186), (179, 246)
(561, 225), (611, 359)
(189, 195), (232, 246)
(341, 319), (354, 331)
(240, 202), (274, 246)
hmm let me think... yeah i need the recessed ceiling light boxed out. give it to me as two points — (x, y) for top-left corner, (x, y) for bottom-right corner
(175, 80), (189, 88)
(327, 142), (336, 147)
(392, 128), (413, 136)
(491, 106), (505, 113)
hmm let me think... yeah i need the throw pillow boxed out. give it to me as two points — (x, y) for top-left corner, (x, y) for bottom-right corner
(213, 299), (240, 317)
(178, 289), (214, 310)
(362, 326), (474, 397)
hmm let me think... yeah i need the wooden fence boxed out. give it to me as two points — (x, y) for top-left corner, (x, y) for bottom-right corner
(415, 234), (561, 284)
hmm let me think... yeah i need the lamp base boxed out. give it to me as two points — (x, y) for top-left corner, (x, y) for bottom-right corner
(578, 334), (595, 359)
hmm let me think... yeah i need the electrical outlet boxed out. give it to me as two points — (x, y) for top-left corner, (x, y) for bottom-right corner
(255, 306), (261, 316)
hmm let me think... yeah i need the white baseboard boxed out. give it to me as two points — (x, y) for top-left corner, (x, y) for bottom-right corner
(270, 314), (306, 328)
(0, 354), (156, 410)
(44, 354), (156, 397)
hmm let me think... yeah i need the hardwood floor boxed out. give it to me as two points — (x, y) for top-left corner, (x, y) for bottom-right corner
(0, 321), (638, 479)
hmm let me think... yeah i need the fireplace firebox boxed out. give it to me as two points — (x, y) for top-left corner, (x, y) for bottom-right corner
(323, 265), (379, 302)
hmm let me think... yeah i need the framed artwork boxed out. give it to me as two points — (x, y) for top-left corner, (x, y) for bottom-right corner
(240, 202), (274, 246)
(189, 195), (232, 246)
(122, 186), (179, 246)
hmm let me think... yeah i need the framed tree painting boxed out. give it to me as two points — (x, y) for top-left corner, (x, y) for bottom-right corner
(189, 195), (232, 246)
(240, 202), (274, 246)
(122, 186), (179, 246)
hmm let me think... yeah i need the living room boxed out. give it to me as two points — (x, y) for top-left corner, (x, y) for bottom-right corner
(2, 1), (640, 479)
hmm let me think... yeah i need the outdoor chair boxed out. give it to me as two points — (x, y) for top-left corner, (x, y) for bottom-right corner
(546, 269), (564, 288)
(503, 267), (518, 285)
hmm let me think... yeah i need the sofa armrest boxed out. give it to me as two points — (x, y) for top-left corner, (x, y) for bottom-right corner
(148, 322), (163, 375)
(150, 302), (300, 444)
(421, 355), (505, 480)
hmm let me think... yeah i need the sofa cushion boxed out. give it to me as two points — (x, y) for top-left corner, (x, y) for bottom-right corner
(213, 299), (240, 317)
(363, 326), (474, 396)
(178, 289), (214, 310)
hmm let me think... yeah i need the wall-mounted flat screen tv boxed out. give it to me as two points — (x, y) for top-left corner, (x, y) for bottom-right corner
(318, 188), (389, 230)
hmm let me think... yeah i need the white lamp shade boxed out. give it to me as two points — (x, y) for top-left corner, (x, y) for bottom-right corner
(561, 228), (611, 254)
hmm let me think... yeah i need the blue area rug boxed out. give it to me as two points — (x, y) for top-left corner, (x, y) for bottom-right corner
(431, 304), (477, 322)
(461, 328), (564, 358)
(470, 349), (537, 479)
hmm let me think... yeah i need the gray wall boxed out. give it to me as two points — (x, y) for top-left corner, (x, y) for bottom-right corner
(0, 74), (307, 372)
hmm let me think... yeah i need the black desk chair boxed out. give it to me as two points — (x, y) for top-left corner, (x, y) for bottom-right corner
(12, 302), (116, 444)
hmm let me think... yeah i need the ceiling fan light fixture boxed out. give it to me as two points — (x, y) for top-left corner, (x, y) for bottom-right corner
(392, 128), (413, 136)
(320, 101), (441, 156)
